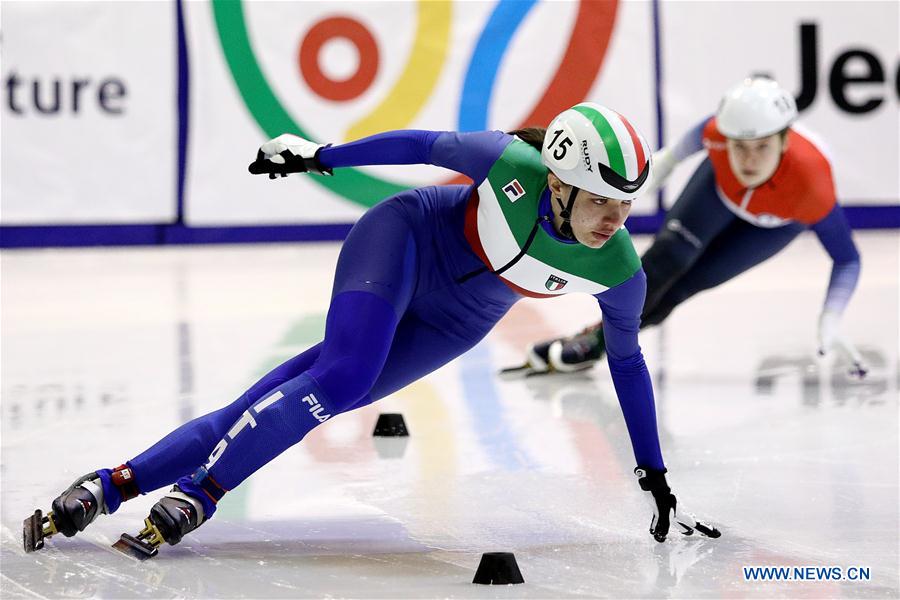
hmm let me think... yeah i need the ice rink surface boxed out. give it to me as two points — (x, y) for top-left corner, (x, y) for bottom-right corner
(2, 231), (898, 599)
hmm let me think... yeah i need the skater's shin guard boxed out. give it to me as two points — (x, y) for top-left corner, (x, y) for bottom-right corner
(181, 372), (337, 517)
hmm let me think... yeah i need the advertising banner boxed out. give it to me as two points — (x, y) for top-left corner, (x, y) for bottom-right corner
(1, 1), (177, 224)
(183, 0), (658, 225)
(660, 1), (899, 208)
(2, 1), (895, 236)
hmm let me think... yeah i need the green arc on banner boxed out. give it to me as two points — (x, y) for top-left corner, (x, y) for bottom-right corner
(212, 0), (412, 207)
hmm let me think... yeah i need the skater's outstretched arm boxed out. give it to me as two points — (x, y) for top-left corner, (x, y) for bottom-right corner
(594, 269), (663, 471)
(596, 270), (722, 542)
(812, 204), (861, 317)
(810, 204), (865, 374)
(250, 130), (513, 185)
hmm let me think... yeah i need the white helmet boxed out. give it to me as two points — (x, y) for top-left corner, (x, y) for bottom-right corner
(716, 78), (798, 139)
(542, 102), (653, 202)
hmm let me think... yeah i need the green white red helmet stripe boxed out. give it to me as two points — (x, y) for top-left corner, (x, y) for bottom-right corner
(571, 104), (648, 180)
(617, 112), (647, 177)
(542, 101), (653, 201)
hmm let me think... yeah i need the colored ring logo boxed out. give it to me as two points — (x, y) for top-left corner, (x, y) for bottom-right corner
(212, 0), (618, 207)
(299, 17), (378, 102)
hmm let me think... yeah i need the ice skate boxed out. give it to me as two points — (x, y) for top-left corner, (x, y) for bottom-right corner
(23, 472), (105, 552)
(502, 324), (605, 377)
(23, 464), (139, 553)
(548, 324), (605, 373)
(113, 485), (205, 561)
(499, 335), (556, 377)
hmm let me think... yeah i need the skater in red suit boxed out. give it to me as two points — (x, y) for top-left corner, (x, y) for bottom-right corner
(514, 78), (864, 377)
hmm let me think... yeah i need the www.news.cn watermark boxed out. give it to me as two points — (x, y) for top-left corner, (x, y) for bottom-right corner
(743, 566), (871, 582)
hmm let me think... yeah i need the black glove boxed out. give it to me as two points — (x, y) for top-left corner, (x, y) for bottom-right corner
(248, 134), (333, 179)
(635, 467), (721, 542)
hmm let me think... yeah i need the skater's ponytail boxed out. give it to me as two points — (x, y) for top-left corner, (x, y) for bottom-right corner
(508, 127), (546, 152)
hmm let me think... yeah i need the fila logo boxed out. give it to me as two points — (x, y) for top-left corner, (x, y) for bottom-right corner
(301, 393), (331, 423)
(502, 179), (525, 202)
(204, 389), (331, 470)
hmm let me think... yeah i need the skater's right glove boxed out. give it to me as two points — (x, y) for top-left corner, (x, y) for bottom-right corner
(817, 310), (868, 379)
(248, 133), (332, 179)
(635, 467), (721, 542)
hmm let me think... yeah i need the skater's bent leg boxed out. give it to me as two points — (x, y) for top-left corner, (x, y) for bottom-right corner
(307, 294), (401, 404)
(178, 290), (501, 519)
(176, 201), (419, 517)
(640, 159), (735, 316)
(25, 343), (325, 551)
(95, 343), (325, 511)
(307, 198), (420, 402)
(642, 220), (804, 326)
(135, 305), (497, 550)
(180, 290), (405, 517)
(587, 161), (734, 352)
(311, 306), (504, 413)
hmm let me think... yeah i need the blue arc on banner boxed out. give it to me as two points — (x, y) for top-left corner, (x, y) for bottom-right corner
(458, 0), (537, 132)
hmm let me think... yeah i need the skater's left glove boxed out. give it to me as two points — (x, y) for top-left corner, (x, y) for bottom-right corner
(817, 310), (867, 379)
(248, 133), (332, 179)
(635, 467), (721, 542)
(643, 147), (676, 196)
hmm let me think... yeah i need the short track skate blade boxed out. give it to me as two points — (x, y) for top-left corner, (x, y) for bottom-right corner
(112, 534), (158, 561)
(524, 368), (556, 378)
(23, 510), (44, 553)
(694, 522), (722, 539)
(499, 363), (531, 376)
(499, 363), (553, 379)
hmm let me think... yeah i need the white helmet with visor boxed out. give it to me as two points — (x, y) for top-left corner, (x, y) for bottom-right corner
(541, 102), (653, 239)
(541, 102), (653, 202)
(716, 77), (798, 139)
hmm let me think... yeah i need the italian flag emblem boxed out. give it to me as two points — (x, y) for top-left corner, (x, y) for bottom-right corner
(545, 274), (568, 291)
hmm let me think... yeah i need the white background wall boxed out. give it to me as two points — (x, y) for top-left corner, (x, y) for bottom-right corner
(1, 1), (176, 224)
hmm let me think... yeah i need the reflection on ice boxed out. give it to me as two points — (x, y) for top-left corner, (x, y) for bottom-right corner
(2, 234), (898, 598)
(755, 347), (896, 407)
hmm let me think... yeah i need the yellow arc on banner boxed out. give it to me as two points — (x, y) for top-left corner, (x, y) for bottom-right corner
(344, 0), (452, 141)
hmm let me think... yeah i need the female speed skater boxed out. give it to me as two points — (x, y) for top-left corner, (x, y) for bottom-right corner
(24, 103), (721, 559)
(511, 78), (865, 377)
